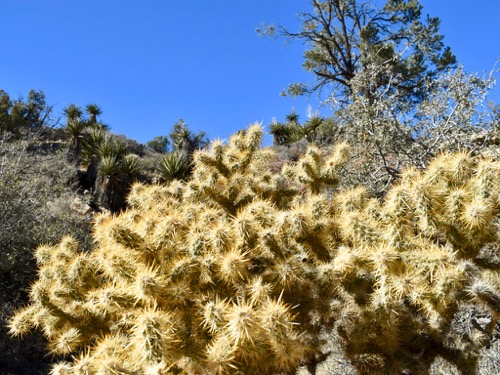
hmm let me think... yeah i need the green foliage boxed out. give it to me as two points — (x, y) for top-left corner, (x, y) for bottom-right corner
(98, 155), (122, 177)
(147, 119), (209, 183)
(9, 125), (500, 374)
(121, 154), (143, 179)
(146, 118), (207, 158)
(156, 152), (191, 182)
(79, 127), (144, 212)
(269, 110), (337, 146)
(263, 0), (456, 103)
(269, 121), (294, 146)
(95, 132), (129, 160)
(63, 103), (109, 164)
(80, 128), (131, 172)
(98, 154), (143, 182)
(86, 103), (102, 125)
(63, 104), (83, 123)
(0, 89), (52, 135)
(65, 118), (87, 139)
(0, 90), (14, 132)
(169, 118), (209, 158)
(81, 127), (107, 165)
(146, 135), (170, 153)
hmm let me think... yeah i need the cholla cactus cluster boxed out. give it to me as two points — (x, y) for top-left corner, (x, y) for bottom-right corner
(9, 125), (500, 374)
(330, 151), (500, 373)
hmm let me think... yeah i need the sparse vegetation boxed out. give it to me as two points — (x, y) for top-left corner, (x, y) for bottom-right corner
(0, 128), (93, 374)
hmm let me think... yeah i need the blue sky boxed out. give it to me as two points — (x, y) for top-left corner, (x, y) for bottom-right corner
(1, 0), (498, 144)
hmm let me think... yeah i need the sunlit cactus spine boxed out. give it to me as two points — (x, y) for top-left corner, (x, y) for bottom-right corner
(9, 125), (500, 374)
(9, 124), (347, 374)
(331, 150), (500, 374)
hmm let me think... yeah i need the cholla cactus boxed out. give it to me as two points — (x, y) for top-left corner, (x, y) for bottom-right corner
(9, 125), (500, 374)
(331, 151), (500, 374)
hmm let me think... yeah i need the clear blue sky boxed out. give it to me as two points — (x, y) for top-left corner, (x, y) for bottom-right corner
(1, 0), (498, 144)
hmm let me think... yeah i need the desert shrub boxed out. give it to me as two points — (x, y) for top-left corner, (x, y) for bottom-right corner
(270, 66), (499, 195)
(325, 66), (499, 194)
(115, 134), (146, 157)
(9, 125), (500, 374)
(0, 131), (93, 374)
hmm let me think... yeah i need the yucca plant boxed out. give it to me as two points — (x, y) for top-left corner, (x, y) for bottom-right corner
(98, 155), (122, 178)
(86, 103), (102, 125)
(156, 152), (191, 182)
(269, 121), (293, 146)
(63, 104), (89, 163)
(94, 155), (131, 212)
(63, 104), (83, 123)
(80, 128), (139, 212)
(9, 125), (500, 374)
(121, 154), (143, 179)
(64, 119), (87, 139)
(81, 127), (106, 166)
(64, 119), (88, 163)
(270, 112), (325, 146)
(302, 116), (324, 142)
(81, 128), (128, 167)
(96, 134), (128, 160)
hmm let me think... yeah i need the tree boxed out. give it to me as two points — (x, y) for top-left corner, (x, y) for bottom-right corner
(0, 90), (13, 133)
(79, 128), (144, 212)
(146, 135), (170, 153)
(10, 90), (51, 129)
(147, 120), (208, 157)
(269, 110), (303, 146)
(0, 90), (52, 135)
(169, 118), (208, 159)
(260, 0), (456, 104)
(63, 104), (86, 163)
(146, 120), (209, 182)
(63, 104), (83, 123)
(86, 103), (102, 125)
(64, 103), (109, 163)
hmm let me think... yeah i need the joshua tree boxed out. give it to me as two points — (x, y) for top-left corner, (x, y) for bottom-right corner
(269, 111), (328, 146)
(64, 103), (106, 163)
(63, 105), (86, 163)
(63, 104), (83, 123)
(77, 128), (143, 212)
(169, 119), (208, 160)
(9, 125), (500, 374)
(86, 104), (102, 125)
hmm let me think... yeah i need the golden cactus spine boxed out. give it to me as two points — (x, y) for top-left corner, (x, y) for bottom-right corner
(9, 125), (500, 375)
